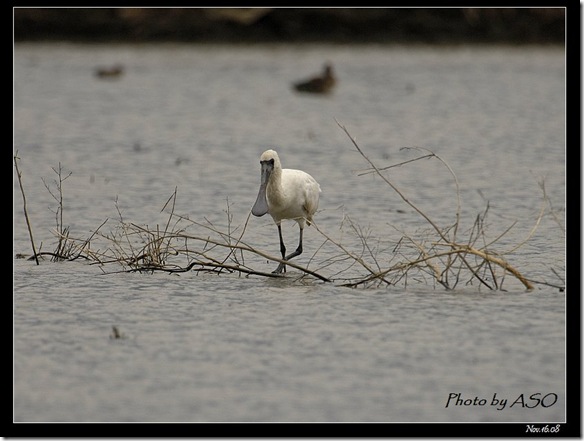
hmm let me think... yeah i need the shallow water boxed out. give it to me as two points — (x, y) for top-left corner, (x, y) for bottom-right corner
(13, 43), (566, 424)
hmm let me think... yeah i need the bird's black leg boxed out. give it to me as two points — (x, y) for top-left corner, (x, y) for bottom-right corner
(273, 226), (304, 274)
(286, 227), (303, 261)
(273, 224), (287, 274)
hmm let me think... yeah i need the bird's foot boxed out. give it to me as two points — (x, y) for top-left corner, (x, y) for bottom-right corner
(272, 263), (286, 274)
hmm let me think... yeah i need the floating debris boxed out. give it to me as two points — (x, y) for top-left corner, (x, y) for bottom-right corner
(109, 326), (126, 339)
(95, 64), (124, 79)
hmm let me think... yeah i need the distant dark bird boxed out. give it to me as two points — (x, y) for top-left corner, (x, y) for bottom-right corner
(94, 64), (124, 79)
(292, 63), (337, 95)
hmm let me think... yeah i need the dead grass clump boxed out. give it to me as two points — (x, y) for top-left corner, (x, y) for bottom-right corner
(14, 122), (564, 292)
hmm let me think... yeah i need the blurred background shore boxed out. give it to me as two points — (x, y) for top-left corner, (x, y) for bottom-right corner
(13, 7), (565, 44)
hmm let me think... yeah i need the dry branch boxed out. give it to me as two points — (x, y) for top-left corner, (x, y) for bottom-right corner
(332, 119), (537, 290)
(14, 151), (39, 265)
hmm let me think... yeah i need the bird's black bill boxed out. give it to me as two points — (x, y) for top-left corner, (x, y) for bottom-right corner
(251, 160), (272, 217)
(252, 183), (268, 216)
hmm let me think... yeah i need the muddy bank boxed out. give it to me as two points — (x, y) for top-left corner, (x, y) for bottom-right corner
(14, 8), (565, 44)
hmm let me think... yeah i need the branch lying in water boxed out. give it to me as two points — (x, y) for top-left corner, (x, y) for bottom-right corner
(330, 119), (558, 291)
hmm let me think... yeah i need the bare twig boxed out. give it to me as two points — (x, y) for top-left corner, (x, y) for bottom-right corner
(14, 151), (39, 265)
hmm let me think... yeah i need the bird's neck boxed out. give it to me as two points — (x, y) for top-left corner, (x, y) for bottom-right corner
(268, 168), (284, 202)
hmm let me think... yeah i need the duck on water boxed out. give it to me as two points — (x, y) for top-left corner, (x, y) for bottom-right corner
(292, 63), (337, 95)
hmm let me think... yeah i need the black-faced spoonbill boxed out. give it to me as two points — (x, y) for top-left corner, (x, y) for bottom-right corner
(252, 149), (321, 274)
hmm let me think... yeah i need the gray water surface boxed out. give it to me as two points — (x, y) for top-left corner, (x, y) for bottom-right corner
(13, 43), (566, 423)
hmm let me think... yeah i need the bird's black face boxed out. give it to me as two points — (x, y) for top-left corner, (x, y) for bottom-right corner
(259, 158), (275, 185)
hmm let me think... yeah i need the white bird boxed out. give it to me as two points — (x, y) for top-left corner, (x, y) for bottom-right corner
(252, 149), (321, 274)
